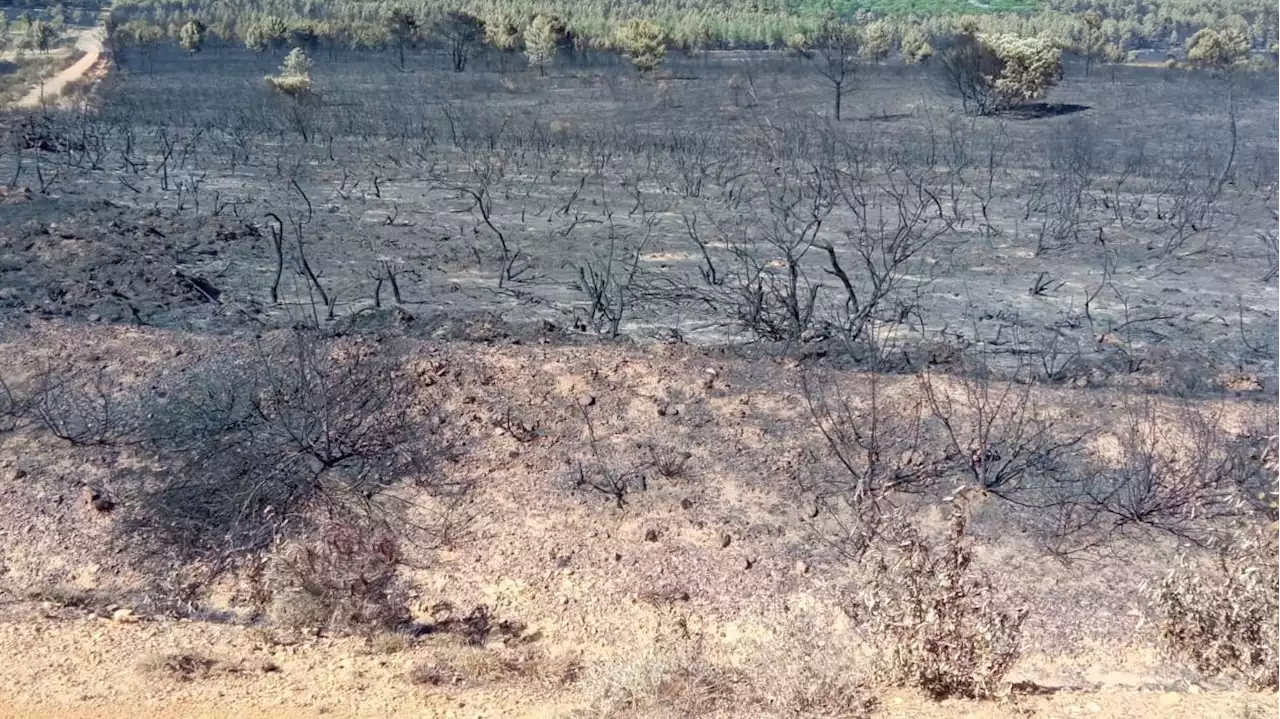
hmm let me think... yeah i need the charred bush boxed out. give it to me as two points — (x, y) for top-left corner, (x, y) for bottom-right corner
(133, 331), (450, 562)
(850, 502), (1028, 699)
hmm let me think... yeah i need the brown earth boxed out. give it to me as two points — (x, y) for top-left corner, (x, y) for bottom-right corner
(0, 321), (1274, 717)
(13, 28), (105, 110)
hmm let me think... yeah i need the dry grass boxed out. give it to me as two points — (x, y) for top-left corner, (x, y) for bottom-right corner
(264, 74), (312, 96)
(267, 523), (411, 636)
(408, 645), (580, 690)
(578, 639), (874, 719)
(140, 651), (222, 682)
(577, 645), (737, 718)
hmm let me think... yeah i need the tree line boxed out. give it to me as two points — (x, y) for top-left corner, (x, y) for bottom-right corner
(102, 0), (1278, 66)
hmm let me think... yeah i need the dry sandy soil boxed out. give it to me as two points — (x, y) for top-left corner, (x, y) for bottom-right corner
(0, 321), (1274, 718)
(13, 28), (105, 110)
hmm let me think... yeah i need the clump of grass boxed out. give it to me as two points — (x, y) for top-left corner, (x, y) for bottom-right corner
(648, 444), (693, 480)
(267, 522), (410, 637)
(408, 645), (580, 689)
(364, 632), (412, 655)
(740, 636), (875, 718)
(1153, 522), (1278, 689)
(26, 583), (98, 609)
(578, 645), (734, 717)
(141, 651), (220, 681)
(580, 639), (874, 718)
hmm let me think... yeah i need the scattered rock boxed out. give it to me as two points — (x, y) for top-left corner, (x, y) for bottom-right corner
(718, 532), (731, 549)
(643, 528), (659, 542)
(741, 557), (754, 571)
(110, 608), (137, 623)
(5, 467), (26, 481)
(87, 488), (115, 513)
(577, 393), (596, 408)
(680, 498), (693, 510)
(613, 552), (622, 562)
(794, 560), (809, 576)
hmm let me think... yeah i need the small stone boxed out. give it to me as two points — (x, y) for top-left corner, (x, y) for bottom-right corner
(680, 498), (693, 510)
(1087, 702), (1101, 713)
(613, 552), (622, 562)
(718, 533), (731, 549)
(741, 557), (754, 571)
(111, 608), (137, 623)
(88, 489), (115, 513)
(795, 560), (809, 576)
(6, 468), (26, 481)
(577, 394), (596, 407)
(643, 528), (659, 542)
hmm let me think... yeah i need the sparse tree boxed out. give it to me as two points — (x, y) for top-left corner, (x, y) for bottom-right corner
(901, 25), (933, 63)
(265, 47), (314, 101)
(25, 19), (59, 53)
(245, 16), (288, 53)
(615, 18), (667, 74)
(431, 10), (483, 72)
(383, 6), (419, 71)
(1074, 10), (1108, 76)
(1183, 26), (1251, 209)
(524, 14), (559, 76)
(485, 11), (521, 70)
(861, 19), (894, 64)
(49, 4), (66, 31)
(1185, 27), (1251, 70)
(179, 18), (205, 53)
(938, 32), (1062, 116)
(814, 14), (860, 121)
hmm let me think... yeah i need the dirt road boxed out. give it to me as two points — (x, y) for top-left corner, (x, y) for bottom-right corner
(15, 28), (105, 109)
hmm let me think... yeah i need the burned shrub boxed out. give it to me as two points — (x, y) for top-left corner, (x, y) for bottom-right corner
(29, 367), (138, 446)
(1153, 523), (1278, 689)
(134, 331), (447, 562)
(851, 503), (1028, 699)
(0, 376), (23, 434)
(571, 409), (650, 508)
(1035, 401), (1275, 555)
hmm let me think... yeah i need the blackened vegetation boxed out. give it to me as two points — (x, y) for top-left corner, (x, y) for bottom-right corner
(6, 331), (463, 580)
(136, 332), (451, 560)
(0, 33), (1275, 679)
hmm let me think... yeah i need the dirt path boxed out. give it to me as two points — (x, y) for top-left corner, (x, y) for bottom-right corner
(14, 28), (105, 109)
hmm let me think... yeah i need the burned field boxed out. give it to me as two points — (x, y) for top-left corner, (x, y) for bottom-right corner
(0, 36), (1276, 716)
(4, 46), (1276, 390)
